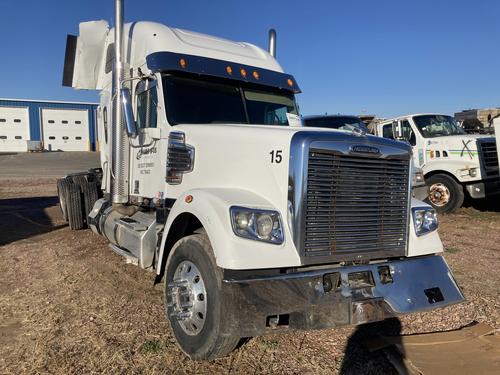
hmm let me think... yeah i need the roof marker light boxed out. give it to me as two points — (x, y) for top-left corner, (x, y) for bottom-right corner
(253, 71), (260, 80)
(179, 58), (187, 68)
(226, 66), (233, 75)
(240, 68), (247, 78)
(287, 78), (294, 87)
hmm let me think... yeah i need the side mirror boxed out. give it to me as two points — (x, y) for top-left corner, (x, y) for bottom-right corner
(121, 88), (137, 138)
(392, 120), (404, 140)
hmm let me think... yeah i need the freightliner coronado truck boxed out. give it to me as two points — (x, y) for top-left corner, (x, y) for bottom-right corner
(56, 0), (464, 359)
(375, 115), (500, 213)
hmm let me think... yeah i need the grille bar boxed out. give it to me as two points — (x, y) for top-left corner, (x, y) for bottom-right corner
(478, 140), (499, 177)
(304, 150), (410, 258)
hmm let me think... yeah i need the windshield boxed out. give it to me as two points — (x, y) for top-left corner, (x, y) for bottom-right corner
(413, 115), (465, 138)
(303, 116), (368, 132)
(162, 74), (298, 126)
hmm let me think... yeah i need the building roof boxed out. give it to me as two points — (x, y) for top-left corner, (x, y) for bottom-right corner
(0, 98), (98, 106)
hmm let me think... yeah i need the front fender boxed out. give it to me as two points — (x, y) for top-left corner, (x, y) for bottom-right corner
(423, 160), (481, 183)
(408, 198), (443, 257)
(157, 188), (302, 271)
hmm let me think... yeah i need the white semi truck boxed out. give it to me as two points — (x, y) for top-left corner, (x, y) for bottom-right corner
(375, 114), (500, 213)
(57, 0), (464, 360)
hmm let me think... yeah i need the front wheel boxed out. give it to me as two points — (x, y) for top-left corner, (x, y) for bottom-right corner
(426, 174), (464, 214)
(164, 234), (240, 360)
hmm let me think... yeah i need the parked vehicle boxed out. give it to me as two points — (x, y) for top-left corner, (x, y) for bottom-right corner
(374, 114), (500, 213)
(304, 114), (427, 199)
(56, 0), (464, 360)
(303, 114), (369, 133)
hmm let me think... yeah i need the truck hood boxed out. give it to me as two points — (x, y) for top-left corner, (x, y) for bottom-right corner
(166, 122), (407, 210)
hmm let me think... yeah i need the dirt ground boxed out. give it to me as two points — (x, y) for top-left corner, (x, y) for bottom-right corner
(0, 178), (499, 374)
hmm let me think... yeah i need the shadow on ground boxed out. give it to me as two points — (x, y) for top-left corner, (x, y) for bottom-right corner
(0, 196), (66, 246)
(339, 318), (403, 375)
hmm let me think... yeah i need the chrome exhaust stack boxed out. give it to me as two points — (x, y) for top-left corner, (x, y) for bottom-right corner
(111, 0), (130, 205)
(268, 29), (276, 57)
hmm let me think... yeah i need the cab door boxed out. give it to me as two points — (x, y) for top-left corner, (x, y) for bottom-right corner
(380, 119), (421, 167)
(406, 117), (427, 168)
(129, 79), (166, 199)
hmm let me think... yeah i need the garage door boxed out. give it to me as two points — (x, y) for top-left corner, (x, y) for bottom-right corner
(41, 108), (89, 151)
(0, 106), (30, 152)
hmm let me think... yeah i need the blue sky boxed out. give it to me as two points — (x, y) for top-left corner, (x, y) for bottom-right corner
(0, 0), (499, 118)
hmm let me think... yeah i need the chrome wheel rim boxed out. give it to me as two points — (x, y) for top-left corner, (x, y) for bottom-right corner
(167, 260), (207, 336)
(429, 183), (450, 207)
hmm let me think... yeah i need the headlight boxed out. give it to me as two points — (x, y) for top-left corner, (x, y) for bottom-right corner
(412, 167), (425, 187)
(230, 206), (284, 244)
(412, 207), (438, 236)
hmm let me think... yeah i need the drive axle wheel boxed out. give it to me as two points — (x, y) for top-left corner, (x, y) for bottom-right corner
(426, 174), (464, 214)
(59, 178), (84, 230)
(165, 234), (239, 360)
(72, 174), (99, 224)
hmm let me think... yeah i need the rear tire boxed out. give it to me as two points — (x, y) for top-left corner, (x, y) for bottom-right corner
(83, 180), (99, 217)
(72, 174), (99, 225)
(164, 234), (240, 360)
(63, 180), (84, 230)
(426, 174), (464, 214)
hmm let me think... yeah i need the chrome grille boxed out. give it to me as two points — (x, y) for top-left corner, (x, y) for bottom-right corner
(478, 140), (499, 177)
(304, 150), (410, 259)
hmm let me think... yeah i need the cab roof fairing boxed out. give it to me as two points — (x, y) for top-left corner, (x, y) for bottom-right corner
(145, 51), (301, 94)
(63, 21), (291, 91)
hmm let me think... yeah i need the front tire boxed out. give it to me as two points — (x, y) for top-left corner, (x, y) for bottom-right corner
(164, 234), (240, 360)
(426, 174), (464, 214)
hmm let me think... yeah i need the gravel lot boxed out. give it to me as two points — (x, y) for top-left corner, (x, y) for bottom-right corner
(0, 177), (499, 374)
(0, 152), (99, 178)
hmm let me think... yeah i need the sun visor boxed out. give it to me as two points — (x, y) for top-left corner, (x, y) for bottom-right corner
(62, 20), (109, 90)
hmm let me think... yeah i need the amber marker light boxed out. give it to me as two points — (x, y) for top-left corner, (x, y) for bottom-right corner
(287, 78), (294, 87)
(240, 68), (247, 78)
(179, 58), (187, 68)
(226, 66), (233, 75)
(253, 71), (260, 80)
(185, 195), (193, 203)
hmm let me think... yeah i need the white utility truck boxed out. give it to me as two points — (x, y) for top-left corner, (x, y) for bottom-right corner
(57, 0), (464, 360)
(375, 114), (500, 213)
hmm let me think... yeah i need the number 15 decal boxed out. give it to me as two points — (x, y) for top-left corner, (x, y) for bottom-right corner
(270, 150), (282, 163)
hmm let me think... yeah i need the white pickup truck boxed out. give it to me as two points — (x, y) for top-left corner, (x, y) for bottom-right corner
(375, 114), (500, 213)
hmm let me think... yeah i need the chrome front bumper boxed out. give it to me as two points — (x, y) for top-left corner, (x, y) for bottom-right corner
(466, 178), (500, 199)
(220, 255), (464, 337)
